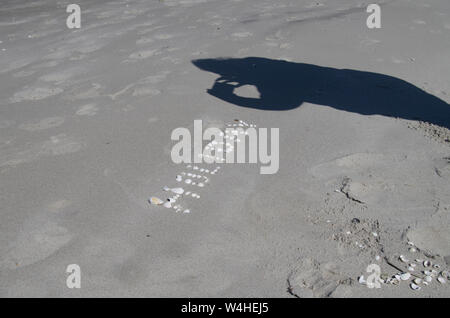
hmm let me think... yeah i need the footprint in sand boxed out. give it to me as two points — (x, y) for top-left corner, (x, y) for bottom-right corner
(288, 258), (352, 298)
(76, 103), (99, 116)
(19, 117), (65, 131)
(10, 86), (63, 103)
(0, 221), (72, 270)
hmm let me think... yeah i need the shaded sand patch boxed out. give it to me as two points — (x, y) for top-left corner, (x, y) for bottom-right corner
(0, 221), (72, 270)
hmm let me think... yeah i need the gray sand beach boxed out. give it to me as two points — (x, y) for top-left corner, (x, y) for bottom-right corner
(0, 0), (449, 297)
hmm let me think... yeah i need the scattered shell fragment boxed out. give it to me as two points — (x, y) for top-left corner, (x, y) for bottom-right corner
(409, 247), (417, 253)
(423, 260), (432, 267)
(400, 273), (411, 281)
(170, 187), (184, 195)
(399, 255), (409, 263)
(441, 271), (450, 279)
(176, 175), (182, 182)
(410, 283), (421, 290)
(407, 241), (415, 246)
(391, 278), (400, 285)
(437, 276), (446, 284)
(183, 209), (190, 214)
(358, 276), (366, 284)
(149, 197), (164, 205)
(163, 202), (172, 208)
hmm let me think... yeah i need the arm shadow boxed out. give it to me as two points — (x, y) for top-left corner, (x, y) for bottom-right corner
(192, 57), (450, 129)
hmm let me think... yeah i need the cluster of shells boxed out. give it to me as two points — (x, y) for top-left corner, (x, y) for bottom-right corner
(148, 119), (255, 213)
(359, 241), (449, 291)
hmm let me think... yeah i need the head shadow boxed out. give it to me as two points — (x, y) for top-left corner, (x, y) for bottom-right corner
(192, 57), (450, 129)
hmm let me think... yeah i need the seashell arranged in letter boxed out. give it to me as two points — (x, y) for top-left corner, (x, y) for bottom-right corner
(149, 197), (164, 205)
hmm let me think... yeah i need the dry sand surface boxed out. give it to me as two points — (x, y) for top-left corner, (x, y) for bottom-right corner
(0, 0), (449, 297)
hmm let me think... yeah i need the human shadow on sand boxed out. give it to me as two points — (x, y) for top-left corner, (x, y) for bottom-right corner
(192, 57), (450, 129)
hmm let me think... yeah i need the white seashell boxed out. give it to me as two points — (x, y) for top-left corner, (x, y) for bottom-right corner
(425, 275), (432, 283)
(399, 255), (409, 263)
(423, 260), (432, 267)
(413, 278), (422, 285)
(433, 264), (440, 269)
(408, 267), (415, 272)
(423, 270), (432, 276)
(400, 273), (411, 281)
(407, 241), (415, 246)
(163, 186), (170, 191)
(163, 202), (172, 208)
(149, 197), (164, 205)
(185, 191), (191, 195)
(437, 276), (446, 284)
(171, 187), (184, 195)
(372, 232), (378, 237)
(409, 247), (417, 253)
(441, 271), (450, 279)
(167, 198), (176, 203)
(415, 259), (423, 263)
(375, 255), (380, 261)
(358, 276), (366, 284)
(410, 283), (421, 290)
(198, 183), (204, 187)
(183, 209), (190, 214)
(176, 175), (182, 182)
(391, 278), (400, 285)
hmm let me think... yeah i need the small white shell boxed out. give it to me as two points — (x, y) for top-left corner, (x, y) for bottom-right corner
(163, 202), (172, 208)
(441, 271), (450, 279)
(413, 278), (422, 285)
(409, 247), (417, 253)
(407, 241), (415, 246)
(408, 266), (415, 272)
(399, 255), (409, 263)
(358, 276), (366, 284)
(183, 209), (190, 214)
(433, 264), (440, 269)
(400, 273), (411, 281)
(171, 187), (184, 195)
(410, 283), (421, 290)
(185, 179), (192, 184)
(423, 260), (432, 267)
(437, 276), (446, 284)
(176, 175), (182, 182)
(425, 275), (432, 283)
(149, 197), (164, 205)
